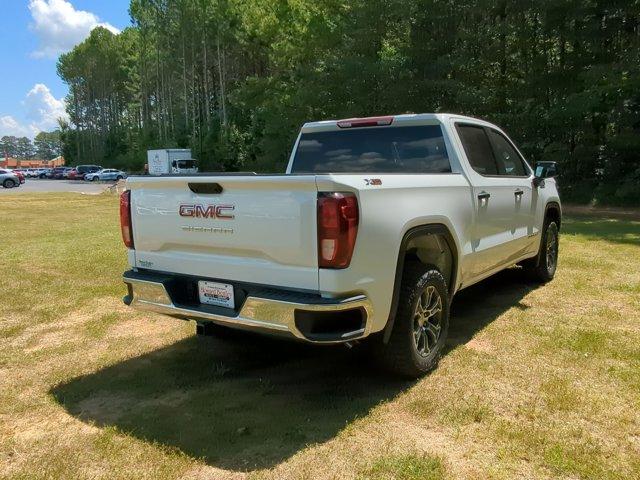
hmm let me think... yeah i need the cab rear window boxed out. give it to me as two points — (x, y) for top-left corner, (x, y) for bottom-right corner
(291, 125), (451, 174)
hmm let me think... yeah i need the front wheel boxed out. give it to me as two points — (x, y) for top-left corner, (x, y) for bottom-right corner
(523, 221), (559, 283)
(3, 179), (16, 188)
(377, 262), (449, 377)
(91, 176), (99, 182)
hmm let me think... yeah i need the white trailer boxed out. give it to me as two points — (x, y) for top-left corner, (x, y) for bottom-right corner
(147, 149), (198, 175)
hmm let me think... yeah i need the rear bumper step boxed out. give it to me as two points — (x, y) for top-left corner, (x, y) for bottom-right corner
(122, 270), (373, 343)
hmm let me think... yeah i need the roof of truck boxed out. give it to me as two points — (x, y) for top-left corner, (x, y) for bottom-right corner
(147, 149), (192, 152)
(301, 113), (490, 132)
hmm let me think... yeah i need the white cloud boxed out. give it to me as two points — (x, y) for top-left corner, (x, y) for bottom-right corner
(29, 0), (120, 58)
(0, 84), (68, 138)
(0, 116), (35, 138)
(24, 83), (68, 132)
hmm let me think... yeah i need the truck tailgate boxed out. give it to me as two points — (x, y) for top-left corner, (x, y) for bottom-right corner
(127, 175), (320, 291)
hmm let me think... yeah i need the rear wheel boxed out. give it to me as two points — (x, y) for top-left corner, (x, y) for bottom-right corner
(377, 262), (449, 377)
(3, 179), (15, 188)
(523, 220), (559, 283)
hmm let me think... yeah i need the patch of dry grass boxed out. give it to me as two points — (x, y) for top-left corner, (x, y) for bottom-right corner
(0, 193), (639, 479)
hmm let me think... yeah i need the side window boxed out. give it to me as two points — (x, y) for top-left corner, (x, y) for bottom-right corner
(456, 124), (498, 175)
(487, 129), (528, 176)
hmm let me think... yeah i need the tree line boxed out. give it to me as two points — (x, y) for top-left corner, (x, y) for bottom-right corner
(1, 131), (62, 160)
(57, 0), (640, 205)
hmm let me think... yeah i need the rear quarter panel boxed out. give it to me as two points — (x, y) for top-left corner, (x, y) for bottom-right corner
(316, 173), (474, 334)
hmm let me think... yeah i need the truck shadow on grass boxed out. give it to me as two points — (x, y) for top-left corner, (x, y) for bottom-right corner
(51, 268), (537, 471)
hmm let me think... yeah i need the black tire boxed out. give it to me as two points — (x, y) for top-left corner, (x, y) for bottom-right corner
(523, 220), (559, 283)
(92, 176), (99, 182)
(3, 179), (15, 188)
(377, 262), (450, 378)
(116, 175), (123, 181)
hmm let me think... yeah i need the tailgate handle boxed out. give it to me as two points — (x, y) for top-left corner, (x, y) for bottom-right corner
(189, 183), (223, 194)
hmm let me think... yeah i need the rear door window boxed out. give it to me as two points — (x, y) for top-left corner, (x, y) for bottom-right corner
(455, 124), (498, 175)
(291, 125), (451, 173)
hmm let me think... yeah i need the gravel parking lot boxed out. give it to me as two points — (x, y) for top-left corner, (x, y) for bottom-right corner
(1, 179), (110, 194)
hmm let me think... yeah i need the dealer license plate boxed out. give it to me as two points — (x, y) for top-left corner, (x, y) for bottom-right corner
(198, 281), (235, 309)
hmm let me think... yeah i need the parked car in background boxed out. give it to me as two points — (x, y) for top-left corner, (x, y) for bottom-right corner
(15, 171), (26, 184)
(8, 170), (26, 185)
(67, 168), (81, 180)
(49, 167), (70, 179)
(68, 165), (102, 180)
(84, 169), (128, 182)
(38, 168), (52, 179)
(0, 169), (21, 188)
(25, 169), (39, 178)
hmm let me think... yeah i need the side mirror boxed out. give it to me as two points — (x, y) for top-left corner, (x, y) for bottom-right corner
(533, 176), (545, 188)
(535, 162), (558, 179)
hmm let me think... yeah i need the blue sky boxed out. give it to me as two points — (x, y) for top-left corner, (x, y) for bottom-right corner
(0, 0), (131, 138)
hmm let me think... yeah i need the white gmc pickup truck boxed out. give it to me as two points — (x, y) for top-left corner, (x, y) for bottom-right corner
(121, 113), (561, 377)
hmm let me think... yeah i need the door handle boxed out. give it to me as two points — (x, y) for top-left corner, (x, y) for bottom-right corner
(477, 191), (491, 201)
(514, 189), (524, 197)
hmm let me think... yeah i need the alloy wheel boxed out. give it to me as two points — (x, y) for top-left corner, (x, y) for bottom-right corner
(412, 285), (443, 357)
(546, 226), (558, 274)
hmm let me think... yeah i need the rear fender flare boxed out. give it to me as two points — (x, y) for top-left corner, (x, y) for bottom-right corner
(382, 224), (459, 344)
(533, 201), (562, 266)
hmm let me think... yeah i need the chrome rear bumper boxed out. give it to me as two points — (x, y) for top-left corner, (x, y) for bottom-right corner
(123, 270), (373, 343)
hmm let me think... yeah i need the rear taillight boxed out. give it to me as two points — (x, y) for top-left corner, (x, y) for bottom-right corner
(120, 190), (134, 249)
(317, 193), (359, 269)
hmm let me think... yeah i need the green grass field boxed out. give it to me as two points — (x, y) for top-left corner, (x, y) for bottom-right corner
(1, 193), (639, 480)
